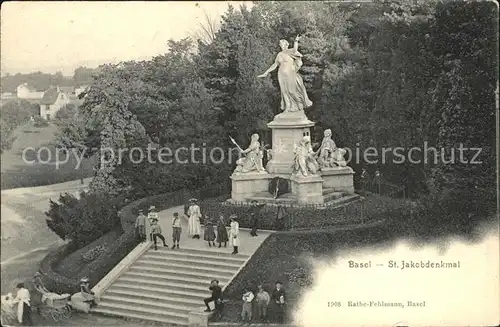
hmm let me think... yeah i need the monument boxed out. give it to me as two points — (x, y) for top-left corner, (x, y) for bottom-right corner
(230, 35), (355, 205)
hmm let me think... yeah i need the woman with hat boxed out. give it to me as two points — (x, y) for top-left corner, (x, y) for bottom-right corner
(187, 198), (202, 239)
(80, 277), (96, 308)
(229, 215), (240, 254)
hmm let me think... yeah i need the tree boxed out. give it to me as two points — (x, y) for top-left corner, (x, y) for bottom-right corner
(73, 66), (96, 86)
(45, 192), (123, 246)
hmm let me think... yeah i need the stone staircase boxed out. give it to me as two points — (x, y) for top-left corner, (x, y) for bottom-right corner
(92, 247), (249, 326)
(322, 187), (360, 206)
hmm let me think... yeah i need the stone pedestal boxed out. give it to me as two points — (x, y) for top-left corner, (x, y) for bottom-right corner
(230, 171), (272, 202)
(188, 307), (212, 327)
(266, 111), (315, 175)
(290, 174), (324, 205)
(321, 166), (355, 194)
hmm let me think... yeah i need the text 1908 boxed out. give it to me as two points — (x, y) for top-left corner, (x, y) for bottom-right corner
(328, 301), (342, 307)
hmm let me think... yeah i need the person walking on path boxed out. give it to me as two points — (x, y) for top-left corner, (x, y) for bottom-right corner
(255, 285), (270, 322)
(241, 287), (254, 322)
(187, 198), (202, 239)
(216, 214), (229, 248)
(229, 215), (240, 254)
(204, 280), (222, 313)
(271, 281), (286, 323)
(204, 215), (216, 247)
(172, 212), (182, 249)
(135, 209), (147, 242)
(147, 205), (159, 242)
(150, 215), (168, 250)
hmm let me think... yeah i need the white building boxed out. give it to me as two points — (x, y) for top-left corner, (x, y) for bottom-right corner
(16, 83), (44, 99)
(39, 87), (70, 120)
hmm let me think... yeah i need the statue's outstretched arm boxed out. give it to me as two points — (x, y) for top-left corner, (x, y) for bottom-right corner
(258, 56), (279, 78)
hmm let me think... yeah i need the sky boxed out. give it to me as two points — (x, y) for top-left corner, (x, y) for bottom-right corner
(1, 1), (252, 76)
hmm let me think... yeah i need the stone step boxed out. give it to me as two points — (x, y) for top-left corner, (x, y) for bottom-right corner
(246, 191), (296, 204)
(322, 187), (340, 195)
(123, 270), (231, 287)
(104, 288), (203, 309)
(119, 270), (219, 290)
(111, 281), (209, 300)
(93, 302), (188, 326)
(324, 194), (361, 207)
(118, 276), (209, 293)
(142, 253), (244, 269)
(101, 295), (194, 314)
(151, 247), (248, 260)
(127, 265), (232, 282)
(323, 191), (345, 202)
(134, 259), (237, 277)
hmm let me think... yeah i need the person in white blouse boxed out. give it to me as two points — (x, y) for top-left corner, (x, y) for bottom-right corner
(229, 215), (240, 254)
(13, 283), (32, 325)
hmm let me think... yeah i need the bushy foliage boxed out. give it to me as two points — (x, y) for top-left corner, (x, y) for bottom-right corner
(45, 192), (124, 246)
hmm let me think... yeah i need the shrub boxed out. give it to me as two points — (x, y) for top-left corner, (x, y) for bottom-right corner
(200, 198), (370, 231)
(45, 192), (124, 246)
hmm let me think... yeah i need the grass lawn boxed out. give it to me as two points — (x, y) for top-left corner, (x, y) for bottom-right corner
(1, 123), (96, 190)
(54, 229), (123, 278)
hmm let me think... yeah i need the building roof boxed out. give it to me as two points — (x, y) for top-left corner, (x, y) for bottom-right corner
(40, 87), (60, 105)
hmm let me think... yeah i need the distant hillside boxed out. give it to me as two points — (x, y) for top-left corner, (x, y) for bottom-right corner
(1, 67), (95, 93)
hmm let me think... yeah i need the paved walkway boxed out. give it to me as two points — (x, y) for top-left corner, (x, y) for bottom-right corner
(157, 206), (273, 255)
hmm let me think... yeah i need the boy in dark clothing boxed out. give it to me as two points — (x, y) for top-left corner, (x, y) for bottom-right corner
(204, 280), (223, 314)
(271, 281), (286, 323)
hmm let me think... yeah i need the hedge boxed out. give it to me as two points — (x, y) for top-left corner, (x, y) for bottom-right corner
(200, 195), (409, 231)
(38, 183), (230, 294)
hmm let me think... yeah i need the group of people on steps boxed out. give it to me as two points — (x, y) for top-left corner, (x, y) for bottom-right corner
(135, 198), (242, 254)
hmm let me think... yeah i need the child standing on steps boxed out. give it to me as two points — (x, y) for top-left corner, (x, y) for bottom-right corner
(216, 214), (229, 248)
(204, 215), (216, 247)
(229, 215), (240, 254)
(172, 212), (182, 249)
(150, 215), (168, 250)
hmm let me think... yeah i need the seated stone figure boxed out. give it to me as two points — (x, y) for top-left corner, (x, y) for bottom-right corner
(234, 134), (267, 173)
(316, 129), (347, 168)
(292, 136), (319, 177)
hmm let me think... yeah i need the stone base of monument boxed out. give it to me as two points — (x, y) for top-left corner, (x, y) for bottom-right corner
(321, 166), (355, 194)
(266, 111), (315, 175)
(230, 171), (272, 202)
(290, 174), (324, 205)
